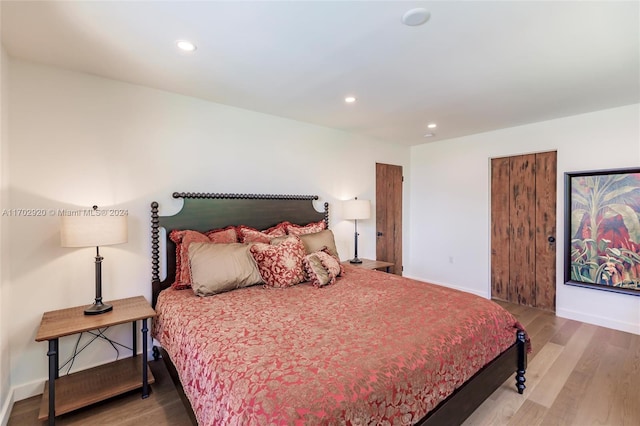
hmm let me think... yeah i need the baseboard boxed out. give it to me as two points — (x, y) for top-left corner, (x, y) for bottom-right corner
(11, 378), (44, 403)
(0, 390), (14, 426)
(0, 380), (39, 426)
(556, 307), (640, 335)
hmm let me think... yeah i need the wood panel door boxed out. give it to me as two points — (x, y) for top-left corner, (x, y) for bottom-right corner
(376, 163), (403, 275)
(491, 151), (556, 311)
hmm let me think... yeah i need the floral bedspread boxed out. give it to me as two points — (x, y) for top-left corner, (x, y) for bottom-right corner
(153, 265), (523, 425)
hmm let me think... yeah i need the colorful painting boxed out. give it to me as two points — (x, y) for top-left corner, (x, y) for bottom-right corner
(565, 168), (640, 296)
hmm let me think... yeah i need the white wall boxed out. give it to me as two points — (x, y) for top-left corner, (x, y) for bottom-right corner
(409, 104), (640, 335)
(5, 58), (410, 400)
(0, 41), (12, 424)
(6, 52), (638, 416)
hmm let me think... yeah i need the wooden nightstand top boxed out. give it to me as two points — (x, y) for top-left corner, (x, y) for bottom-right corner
(36, 296), (156, 341)
(342, 258), (395, 271)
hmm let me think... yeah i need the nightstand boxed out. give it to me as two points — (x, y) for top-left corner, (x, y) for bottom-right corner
(342, 258), (395, 272)
(35, 296), (156, 425)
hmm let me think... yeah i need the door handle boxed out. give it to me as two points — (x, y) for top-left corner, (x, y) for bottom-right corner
(377, 232), (383, 237)
(548, 236), (555, 243)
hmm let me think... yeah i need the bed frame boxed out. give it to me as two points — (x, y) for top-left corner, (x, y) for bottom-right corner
(150, 192), (527, 426)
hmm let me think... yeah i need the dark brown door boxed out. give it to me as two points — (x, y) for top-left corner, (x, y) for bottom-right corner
(491, 151), (557, 311)
(376, 163), (403, 275)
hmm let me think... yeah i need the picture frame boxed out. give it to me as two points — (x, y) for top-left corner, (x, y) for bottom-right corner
(565, 167), (640, 296)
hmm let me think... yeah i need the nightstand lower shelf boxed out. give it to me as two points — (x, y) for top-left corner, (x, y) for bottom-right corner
(38, 357), (155, 420)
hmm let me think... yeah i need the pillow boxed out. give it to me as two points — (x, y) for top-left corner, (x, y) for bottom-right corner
(249, 235), (306, 288)
(299, 229), (339, 258)
(238, 223), (287, 243)
(304, 255), (330, 287)
(303, 248), (343, 287)
(285, 220), (326, 236)
(170, 227), (238, 289)
(272, 229), (339, 259)
(205, 227), (239, 243)
(188, 242), (263, 297)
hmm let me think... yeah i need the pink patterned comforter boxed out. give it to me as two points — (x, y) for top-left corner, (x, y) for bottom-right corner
(153, 265), (523, 425)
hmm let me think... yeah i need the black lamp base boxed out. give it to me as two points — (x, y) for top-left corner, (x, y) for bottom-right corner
(85, 248), (112, 315)
(349, 258), (363, 264)
(84, 301), (113, 315)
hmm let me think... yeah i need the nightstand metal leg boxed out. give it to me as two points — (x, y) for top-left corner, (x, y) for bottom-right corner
(132, 320), (137, 356)
(141, 318), (149, 398)
(47, 338), (58, 425)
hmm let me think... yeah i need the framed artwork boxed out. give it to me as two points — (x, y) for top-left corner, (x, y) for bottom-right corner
(565, 167), (640, 296)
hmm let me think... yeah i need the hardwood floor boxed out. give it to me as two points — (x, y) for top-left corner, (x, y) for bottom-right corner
(8, 359), (193, 426)
(463, 301), (640, 426)
(8, 301), (640, 425)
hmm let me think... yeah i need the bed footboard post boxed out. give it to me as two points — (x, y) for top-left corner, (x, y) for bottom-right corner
(516, 330), (527, 394)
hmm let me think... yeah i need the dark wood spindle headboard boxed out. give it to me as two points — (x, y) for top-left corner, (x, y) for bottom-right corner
(151, 192), (329, 307)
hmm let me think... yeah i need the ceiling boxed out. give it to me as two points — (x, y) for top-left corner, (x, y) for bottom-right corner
(2, 0), (639, 146)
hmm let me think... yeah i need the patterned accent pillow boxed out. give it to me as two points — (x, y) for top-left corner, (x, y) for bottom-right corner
(249, 235), (306, 288)
(303, 248), (344, 287)
(238, 223), (288, 243)
(170, 227), (238, 289)
(285, 220), (326, 236)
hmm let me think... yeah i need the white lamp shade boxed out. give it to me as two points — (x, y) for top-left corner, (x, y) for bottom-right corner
(61, 214), (128, 247)
(343, 199), (371, 220)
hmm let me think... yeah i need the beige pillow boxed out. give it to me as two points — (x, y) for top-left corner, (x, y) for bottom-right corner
(188, 242), (262, 297)
(272, 229), (339, 258)
(303, 248), (344, 288)
(304, 254), (331, 287)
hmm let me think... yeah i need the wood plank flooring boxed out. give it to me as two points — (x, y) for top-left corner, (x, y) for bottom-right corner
(8, 301), (640, 425)
(463, 301), (640, 426)
(8, 359), (192, 426)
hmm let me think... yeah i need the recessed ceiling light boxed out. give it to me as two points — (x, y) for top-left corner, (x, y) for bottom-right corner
(345, 96), (357, 103)
(427, 123), (437, 129)
(175, 40), (197, 52)
(402, 8), (431, 26)
(424, 133), (435, 138)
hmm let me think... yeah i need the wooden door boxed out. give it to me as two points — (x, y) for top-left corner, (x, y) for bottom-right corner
(491, 151), (556, 311)
(376, 163), (403, 275)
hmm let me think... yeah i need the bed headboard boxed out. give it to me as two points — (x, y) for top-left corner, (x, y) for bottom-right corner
(151, 192), (329, 307)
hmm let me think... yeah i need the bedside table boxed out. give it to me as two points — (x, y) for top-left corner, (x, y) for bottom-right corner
(342, 258), (395, 272)
(35, 296), (156, 425)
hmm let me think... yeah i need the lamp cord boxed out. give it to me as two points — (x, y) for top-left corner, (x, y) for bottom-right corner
(59, 327), (132, 375)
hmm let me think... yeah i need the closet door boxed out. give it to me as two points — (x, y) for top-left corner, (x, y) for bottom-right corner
(491, 151), (556, 311)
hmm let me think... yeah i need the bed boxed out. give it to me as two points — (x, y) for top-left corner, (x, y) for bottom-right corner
(151, 192), (527, 425)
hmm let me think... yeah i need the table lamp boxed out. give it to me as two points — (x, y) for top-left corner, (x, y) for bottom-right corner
(343, 198), (371, 264)
(60, 206), (128, 315)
